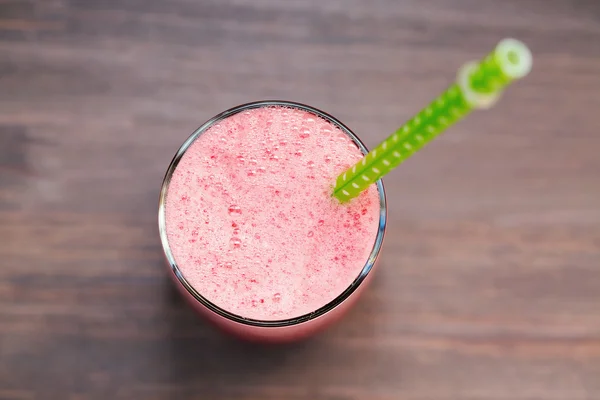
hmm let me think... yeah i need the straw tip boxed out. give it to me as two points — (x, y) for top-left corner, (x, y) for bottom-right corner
(496, 38), (533, 79)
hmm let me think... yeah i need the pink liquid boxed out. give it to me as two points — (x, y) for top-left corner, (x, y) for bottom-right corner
(164, 105), (380, 325)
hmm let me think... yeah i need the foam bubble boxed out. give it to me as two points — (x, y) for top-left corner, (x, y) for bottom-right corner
(228, 205), (242, 214)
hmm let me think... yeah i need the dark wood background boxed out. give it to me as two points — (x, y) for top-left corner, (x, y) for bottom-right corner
(1, 0), (599, 399)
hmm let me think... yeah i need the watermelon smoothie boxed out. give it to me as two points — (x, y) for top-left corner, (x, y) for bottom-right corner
(158, 101), (386, 342)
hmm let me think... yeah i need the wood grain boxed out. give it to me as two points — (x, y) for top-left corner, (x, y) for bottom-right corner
(1, 0), (599, 399)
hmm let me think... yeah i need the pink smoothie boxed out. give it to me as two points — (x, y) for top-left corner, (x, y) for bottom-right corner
(164, 106), (380, 321)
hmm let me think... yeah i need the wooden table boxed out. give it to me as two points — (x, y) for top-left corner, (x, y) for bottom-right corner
(1, 1), (599, 399)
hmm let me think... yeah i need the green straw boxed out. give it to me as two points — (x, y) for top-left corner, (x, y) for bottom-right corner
(333, 38), (532, 202)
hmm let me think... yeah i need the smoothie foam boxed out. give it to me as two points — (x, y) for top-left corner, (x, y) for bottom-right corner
(165, 106), (380, 321)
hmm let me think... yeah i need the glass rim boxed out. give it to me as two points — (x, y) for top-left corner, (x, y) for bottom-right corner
(158, 100), (387, 328)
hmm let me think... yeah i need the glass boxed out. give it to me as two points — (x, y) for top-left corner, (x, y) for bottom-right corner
(158, 101), (386, 342)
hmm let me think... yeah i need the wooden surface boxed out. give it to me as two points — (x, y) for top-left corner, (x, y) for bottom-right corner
(1, 0), (599, 399)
